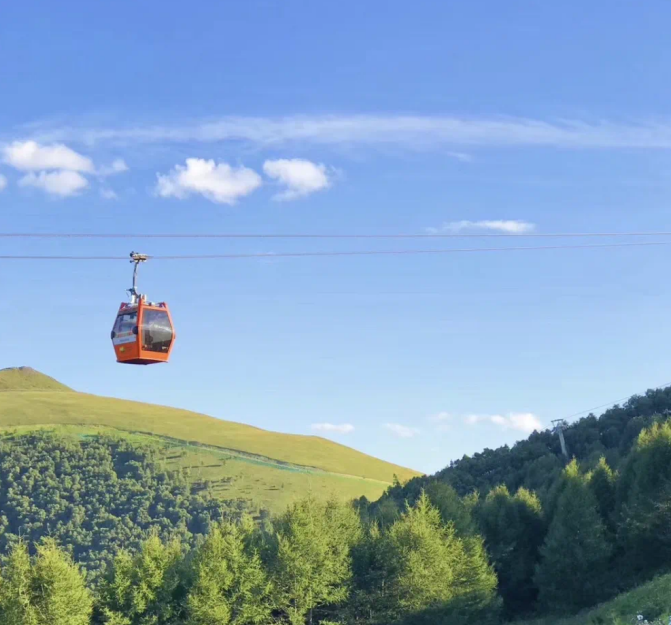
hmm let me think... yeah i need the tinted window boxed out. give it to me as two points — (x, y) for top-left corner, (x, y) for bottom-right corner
(141, 309), (173, 353)
(113, 311), (137, 334)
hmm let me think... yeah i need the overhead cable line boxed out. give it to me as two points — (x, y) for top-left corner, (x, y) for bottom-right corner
(4, 230), (671, 239)
(1, 240), (671, 260)
(564, 380), (671, 423)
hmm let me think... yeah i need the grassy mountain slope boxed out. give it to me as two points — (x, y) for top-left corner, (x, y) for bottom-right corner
(519, 572), (671, 625)
(0, 366), (72, 391)
(0, 368), (420, 512)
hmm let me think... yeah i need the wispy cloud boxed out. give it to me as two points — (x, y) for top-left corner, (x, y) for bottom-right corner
(311, 423), (355, 434)
(263, 158), (331, 200)
(18, 170), (89, 197)
(427, 412), (453, 433)
(428, 412), (452, 423)
(20, 114), (671, 151)
(97, 158), (128, 177)
(384, 423), (421, 438)
(100, 188), (118, 200)
(155, 158), (262, 204)
(464, 412), (542, 433)
(447, 151), (474, 162)
(427, 220), (536, 234)
(0, 174), (6, 192)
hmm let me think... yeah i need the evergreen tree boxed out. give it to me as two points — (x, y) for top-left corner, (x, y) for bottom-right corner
(0, 538), (92, 625)
(348, 522), (387, 624)
(0, 540), (38, 625)
(478, 485), (545, 616)
(30, 539), (93, 625)
(588, 457), (617, 533)
(186, 516), (273, 625)
(424, 481), (475, 536)
(534, 460), (612, 613)
(365, 491), (499, 625)
(617, 421), (671, 571)
(98, 533), (184, 625)
(270, 495), (361, 625)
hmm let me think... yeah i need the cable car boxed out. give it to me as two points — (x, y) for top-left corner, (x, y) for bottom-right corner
(111, 252), (176, 365)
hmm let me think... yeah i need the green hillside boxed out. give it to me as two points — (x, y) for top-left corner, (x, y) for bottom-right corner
(0, 367), (420, 513)
(519, 572), (671, 625)
(0, 366), (72, 392)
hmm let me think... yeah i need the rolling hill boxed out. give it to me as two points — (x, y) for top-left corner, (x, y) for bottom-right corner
(0, 367), (421, 513)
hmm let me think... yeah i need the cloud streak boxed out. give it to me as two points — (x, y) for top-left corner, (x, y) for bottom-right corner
(311, 423), (355, 434)
(464, 412), (542, 433)
(428, 220), (536, 234)
(384, 423), (420, 438)
(21, 114), (671, 151)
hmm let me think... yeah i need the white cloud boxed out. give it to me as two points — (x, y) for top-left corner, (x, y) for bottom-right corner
(384, 423), (420, 438)
(155, 158), (262, 204)
(447, 151), (473, 162)
(428, 413), (453, 433)
(25, 114), (671, 151)
(501, 413), (543, 432)
(428, 412), (452, 423)
(464, 414), (483, 425)
(311, 423), (355, 434)
(428, 220), (536, 234)
(98, 158), (128, 177)
(2, 140), (93, 172)
(463, 412), (542, 433)
(0, 174), (6, 191)
(263, 158), (331, 200)
(18, 170), (89, 197)
(100, 188), (118, 200)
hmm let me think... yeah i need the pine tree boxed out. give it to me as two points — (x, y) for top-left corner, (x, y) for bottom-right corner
(618, 421), (671, 571)
(30, 539), (93, 625)
(98, 533), (184, 624)
(424, 481), (475, 536)
(478, 485), (545, 616)
(186, 516), (273, 625)
(0, 538), (92, 625)
(534, 460), (612, 613)
(0, 540), (39, 625)
(270, 495), (361, 625)
(588, 457), (617, 532)
(368, 491), (499, 625)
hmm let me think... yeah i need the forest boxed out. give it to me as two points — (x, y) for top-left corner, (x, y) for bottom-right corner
(3, 386), (671, 623)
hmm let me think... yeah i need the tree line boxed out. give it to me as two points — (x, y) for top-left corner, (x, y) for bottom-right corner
(362, 386), (671, 620)
(0, 430), (245, 583)
(0, 491), (500, 624)
(4, 386), (671, 622)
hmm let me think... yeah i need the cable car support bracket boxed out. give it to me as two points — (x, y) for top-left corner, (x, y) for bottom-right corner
(128, 251), (148, 305)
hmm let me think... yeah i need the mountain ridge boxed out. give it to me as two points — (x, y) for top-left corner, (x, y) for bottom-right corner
(0, 366), (420, 486)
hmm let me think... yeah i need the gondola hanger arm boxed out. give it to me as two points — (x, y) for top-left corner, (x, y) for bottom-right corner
(128, 251), (149, 304)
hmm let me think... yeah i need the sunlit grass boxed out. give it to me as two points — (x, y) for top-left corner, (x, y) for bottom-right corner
(518, 573), (671, 625)
(0, 369), (420, 513)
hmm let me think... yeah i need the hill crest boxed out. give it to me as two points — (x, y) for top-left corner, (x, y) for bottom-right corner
(0, 367), (420, 486)
(0, 367), (73, 392)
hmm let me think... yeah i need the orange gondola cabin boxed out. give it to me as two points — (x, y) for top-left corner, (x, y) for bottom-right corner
(111, 252), (176, 365)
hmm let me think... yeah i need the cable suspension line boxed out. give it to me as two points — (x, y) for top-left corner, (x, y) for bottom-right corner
(3, 231), (671, 240)
(0, 240), (670, 261)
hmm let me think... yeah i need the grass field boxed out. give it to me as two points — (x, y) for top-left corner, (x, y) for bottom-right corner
(0, 367), (71, 391)
(0, 368), (421, 513)
(518, 574), (671, 625)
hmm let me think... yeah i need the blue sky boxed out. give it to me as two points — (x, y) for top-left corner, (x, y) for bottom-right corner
(3, 0), (671, 474)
